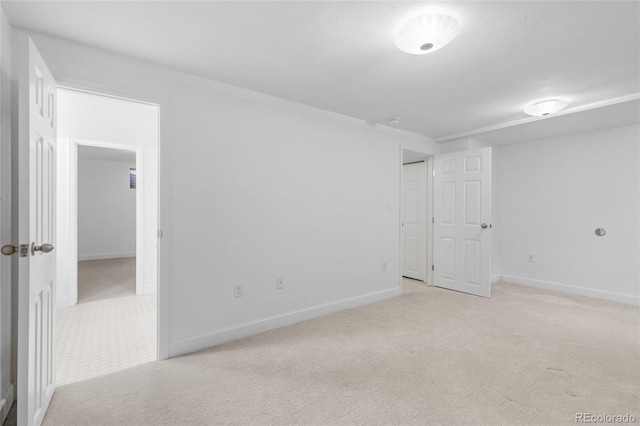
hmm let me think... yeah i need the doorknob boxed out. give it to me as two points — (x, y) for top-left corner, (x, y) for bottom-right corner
(31, 243), (54, 255)
(1, 244), (18, 255)
(1, 244), (29, 257)
(481, 223), (490, 229)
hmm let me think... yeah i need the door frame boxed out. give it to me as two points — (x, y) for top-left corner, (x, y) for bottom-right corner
(65, 139), (144, 304)
(399, 149), (434, 291)
(56, 84), (168, 360)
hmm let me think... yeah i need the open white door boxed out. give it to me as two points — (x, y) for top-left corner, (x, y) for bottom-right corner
(433, 148), (491, 297)
(17, 35), (57, 426)
(403, 162), (427, 281)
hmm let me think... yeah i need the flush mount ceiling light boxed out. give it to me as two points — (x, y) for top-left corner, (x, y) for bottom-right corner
(388, 118), (400, 125)
(395, 14), (460, 55)
(524, 99), (569, 117)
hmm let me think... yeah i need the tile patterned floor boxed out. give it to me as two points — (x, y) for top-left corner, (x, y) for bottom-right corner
(56, 294), (156, 386)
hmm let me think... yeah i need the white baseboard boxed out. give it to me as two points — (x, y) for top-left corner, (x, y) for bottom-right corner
(169, 287), (402, 358)
(78, 252), (135, 261)
(0, 383), (14, 425)
(500, 274), (640, 306)
(491, 274), (501, 284)
(57, 295), (70, 309)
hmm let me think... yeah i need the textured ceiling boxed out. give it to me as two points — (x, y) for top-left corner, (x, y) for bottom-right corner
(468, 99), (640, 145)
(4, 1), (640, 142)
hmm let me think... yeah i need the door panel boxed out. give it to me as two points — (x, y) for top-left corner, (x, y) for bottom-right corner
(403, 236), (419, 272)
(17, 35), (57, 426)
(464, 180), (481, 225)
(442, 182), (456, 223)
(402, 162), (427, 281)
(433, 148), (491, 297)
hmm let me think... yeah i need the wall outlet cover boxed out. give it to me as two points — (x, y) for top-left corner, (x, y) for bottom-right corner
(234, 283), (243, 297)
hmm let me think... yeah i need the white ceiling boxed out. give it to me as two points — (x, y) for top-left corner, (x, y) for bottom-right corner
(78, 145), (136, 163)
(467, 98), (640, 145)
(4, 1), (640, 143)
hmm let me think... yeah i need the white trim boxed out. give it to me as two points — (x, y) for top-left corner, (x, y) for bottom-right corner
(143, 283), (157, 295)
(169, 288), (401, 358)
(398, 145), (403, 293)
(56, 296), (69, 309)
(501, 274), (640, 306)
(491, 274), (501, 284)
(0, 383), (14, 425)
(156, 105), (168, 361)
(77, 252), (136, 261)
(135, 147), (145, 296)
(57, 84), (160, 108)
(69, 141), (78, 306)
(55, 81), (168, 361)
(426, 157), (434, 286)
(68, 139), (144, 300)
(435, 93), (640, 143)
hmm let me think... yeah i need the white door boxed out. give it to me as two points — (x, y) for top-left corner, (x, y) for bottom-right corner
(17, 35), (57, 426)
(403, 162), (427, 281)
(433, 148), (491, 297)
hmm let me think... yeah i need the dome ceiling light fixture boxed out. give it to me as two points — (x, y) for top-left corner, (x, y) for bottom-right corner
(524, 99), (570, 117)
(395, 14), (460, 55)
(388, 118), (400, 125)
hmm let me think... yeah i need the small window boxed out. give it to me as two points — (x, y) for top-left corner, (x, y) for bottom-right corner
(129, 168), (137, 189)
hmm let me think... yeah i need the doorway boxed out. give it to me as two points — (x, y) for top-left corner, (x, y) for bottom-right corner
(55, 89), (159, 385)
(401, 150), (433, 288)
(76, 145), (137, 303)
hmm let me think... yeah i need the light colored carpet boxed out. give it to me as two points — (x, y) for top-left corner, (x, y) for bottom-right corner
(78, 258), (136, 303)
(43, 279), (639, 425)
(56, 294), (157, 386)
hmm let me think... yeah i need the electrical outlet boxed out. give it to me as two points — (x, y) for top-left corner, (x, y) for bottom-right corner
(276, 276), (285, 289)
(233, 283), (243, 297)
(382, 261), (387, 271)
(527, 254), (534, 263)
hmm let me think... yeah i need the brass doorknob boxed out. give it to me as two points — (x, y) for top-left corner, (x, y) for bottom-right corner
(32, 243), (54, 255)
(1, 245), (18, 256)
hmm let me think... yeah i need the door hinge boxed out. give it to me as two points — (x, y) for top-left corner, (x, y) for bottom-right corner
(157, 230), (163, 238)
(432, 265), (434, 271)
(432, 217), (435, 223)
(20, 244), (29, 257)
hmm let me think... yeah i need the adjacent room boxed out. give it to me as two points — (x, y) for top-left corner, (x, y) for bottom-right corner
(77, 146), (137, 304)
(0, 2), (637, 426)
(53, 89), (160, 387)
(55, 145), (155, 386)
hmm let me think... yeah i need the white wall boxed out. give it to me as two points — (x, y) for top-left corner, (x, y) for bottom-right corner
(495, 124), (640, 305)
(29, 32), (437, 358)
(78, 157), (136, 260)
(57, 89), (159, 306)
(0, 7), (14, 423)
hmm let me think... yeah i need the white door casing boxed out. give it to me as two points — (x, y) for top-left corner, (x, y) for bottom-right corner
(63, 139), (143, 307)
(403, 162), (427, 281)
(17, 35), (57, 426)
(433, 148), (491, 297)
